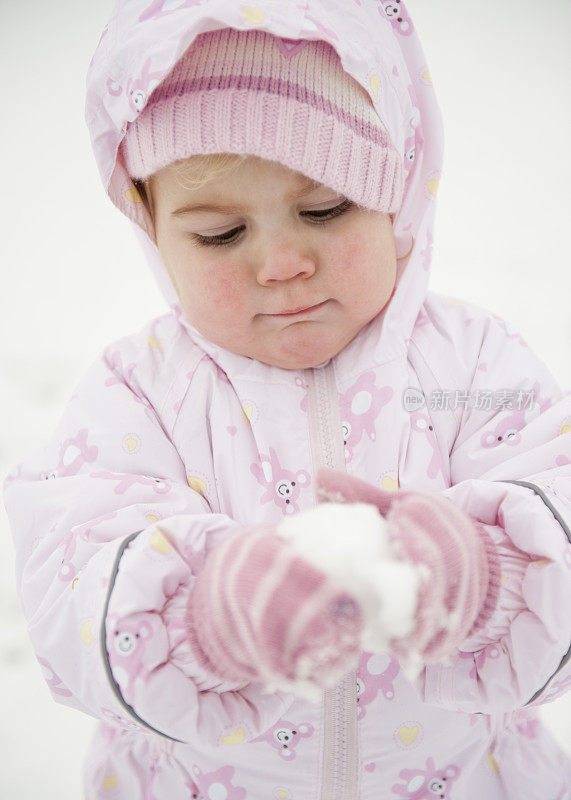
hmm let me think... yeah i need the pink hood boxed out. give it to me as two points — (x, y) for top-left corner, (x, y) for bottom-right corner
(85, 0), (442, 357)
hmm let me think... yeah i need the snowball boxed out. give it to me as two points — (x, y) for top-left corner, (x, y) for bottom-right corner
(275, 502), (422, 655)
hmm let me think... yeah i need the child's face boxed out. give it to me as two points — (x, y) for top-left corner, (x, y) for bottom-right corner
(147, 156), (397, 369)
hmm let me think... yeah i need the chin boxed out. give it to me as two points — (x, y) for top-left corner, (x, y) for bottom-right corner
(272, 324), (361, 369)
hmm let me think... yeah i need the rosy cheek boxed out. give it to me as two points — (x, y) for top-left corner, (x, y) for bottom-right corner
(326, 230), (396, 298)
(323, 237), (363, 283)
(202, 264), (247, 309)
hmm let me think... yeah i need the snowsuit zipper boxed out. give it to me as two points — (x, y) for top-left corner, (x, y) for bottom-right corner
(304, 363), (359, 800)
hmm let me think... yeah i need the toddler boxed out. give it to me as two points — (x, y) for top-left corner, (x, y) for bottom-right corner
(4, 1), (571, 798)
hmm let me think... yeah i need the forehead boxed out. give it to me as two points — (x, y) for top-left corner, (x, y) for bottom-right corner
(160, 155), (320, 191)
(150, 156), (333, 214)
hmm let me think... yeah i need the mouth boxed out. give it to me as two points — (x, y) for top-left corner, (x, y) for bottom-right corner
(267, 301), (329, 317)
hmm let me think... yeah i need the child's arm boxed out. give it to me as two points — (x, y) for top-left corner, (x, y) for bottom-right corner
(410, 304), (571, 713)
(430, 474), (571, 715)
(2, 344), (363, 744)
(316, 446), (570, 716)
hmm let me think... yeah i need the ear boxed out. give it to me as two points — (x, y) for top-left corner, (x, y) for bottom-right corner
(445, 765), (461, 779)
(134, 179), (158, 246)
(134, 179), (151, 215)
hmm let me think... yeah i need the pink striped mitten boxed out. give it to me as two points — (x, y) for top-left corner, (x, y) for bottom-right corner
(186, 527), (363, 700)
(317, 469), (501, 663)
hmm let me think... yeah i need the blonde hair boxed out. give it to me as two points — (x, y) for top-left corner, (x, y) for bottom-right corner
(135, 152), (250, 211)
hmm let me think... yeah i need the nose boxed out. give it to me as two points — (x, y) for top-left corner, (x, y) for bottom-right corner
(255, 237), (316, 286)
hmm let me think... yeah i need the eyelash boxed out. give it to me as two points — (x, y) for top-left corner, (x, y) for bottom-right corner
(189, 198), (354, 248)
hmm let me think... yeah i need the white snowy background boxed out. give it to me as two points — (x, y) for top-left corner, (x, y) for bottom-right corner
(1, 1), (570, 797)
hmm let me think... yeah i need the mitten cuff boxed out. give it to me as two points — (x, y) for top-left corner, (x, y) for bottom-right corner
(466, 522), (501, 637)
(387, 492), (500, 663)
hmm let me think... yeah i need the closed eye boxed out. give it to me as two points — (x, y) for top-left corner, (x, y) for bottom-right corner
(190, 226), (246, 248)
(300, 199), (354, 225)
(189, 198), (354, 248)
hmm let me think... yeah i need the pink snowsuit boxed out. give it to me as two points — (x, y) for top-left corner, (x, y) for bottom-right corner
(4, 1), (571, 798)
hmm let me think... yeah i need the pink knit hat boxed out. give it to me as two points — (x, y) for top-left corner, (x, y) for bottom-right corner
(119, 27), (403, 212)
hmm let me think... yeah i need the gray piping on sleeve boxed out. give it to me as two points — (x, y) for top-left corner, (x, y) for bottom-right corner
(100, 530), (186, 743)
(501, 480), (571, 544)
(499, 480), (571, 705)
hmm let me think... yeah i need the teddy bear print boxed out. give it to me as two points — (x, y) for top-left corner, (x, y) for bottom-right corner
(392, 757), (460, 798)
(410, 412), (445, 480)
(404, 105), (423, 181)
(480, 382), (551, 449)
(105, 350), (156, 411)
(513, 708), (540, 740)
(294, 377), (308, 413)
(37, 656), (73, 698)
(185, 781), (206, 800)
(138, 0), (204, 23)
(296, 2), (339, 42)
(91, 471), (172, 495)
(191, 765), (246, 800)
(250, 448), (310, 514)
(480, 404), (532, 448)
(170, 762), (206, 799)
(406, 82), (421, 127)
(379, 1), (415, 36)
(404, 133), (417, 175)
(59, 511), (118, 581)
(339, 372), (393, 462)
(107, 615), (155, 705)
(356, 651), (400, 719)
(101, 707), (142, 732)
(126, 57), (165, 114)
(40, 429), (99, 481)
(251, 719), (314, 759)
(107, 77), (123, 97)
(491, 314), (528, 347)
(104, 350), (137, 388)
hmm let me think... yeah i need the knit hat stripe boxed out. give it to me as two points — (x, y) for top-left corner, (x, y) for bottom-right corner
(120, 27), (403, 213)
(151, 76), (390, 146)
